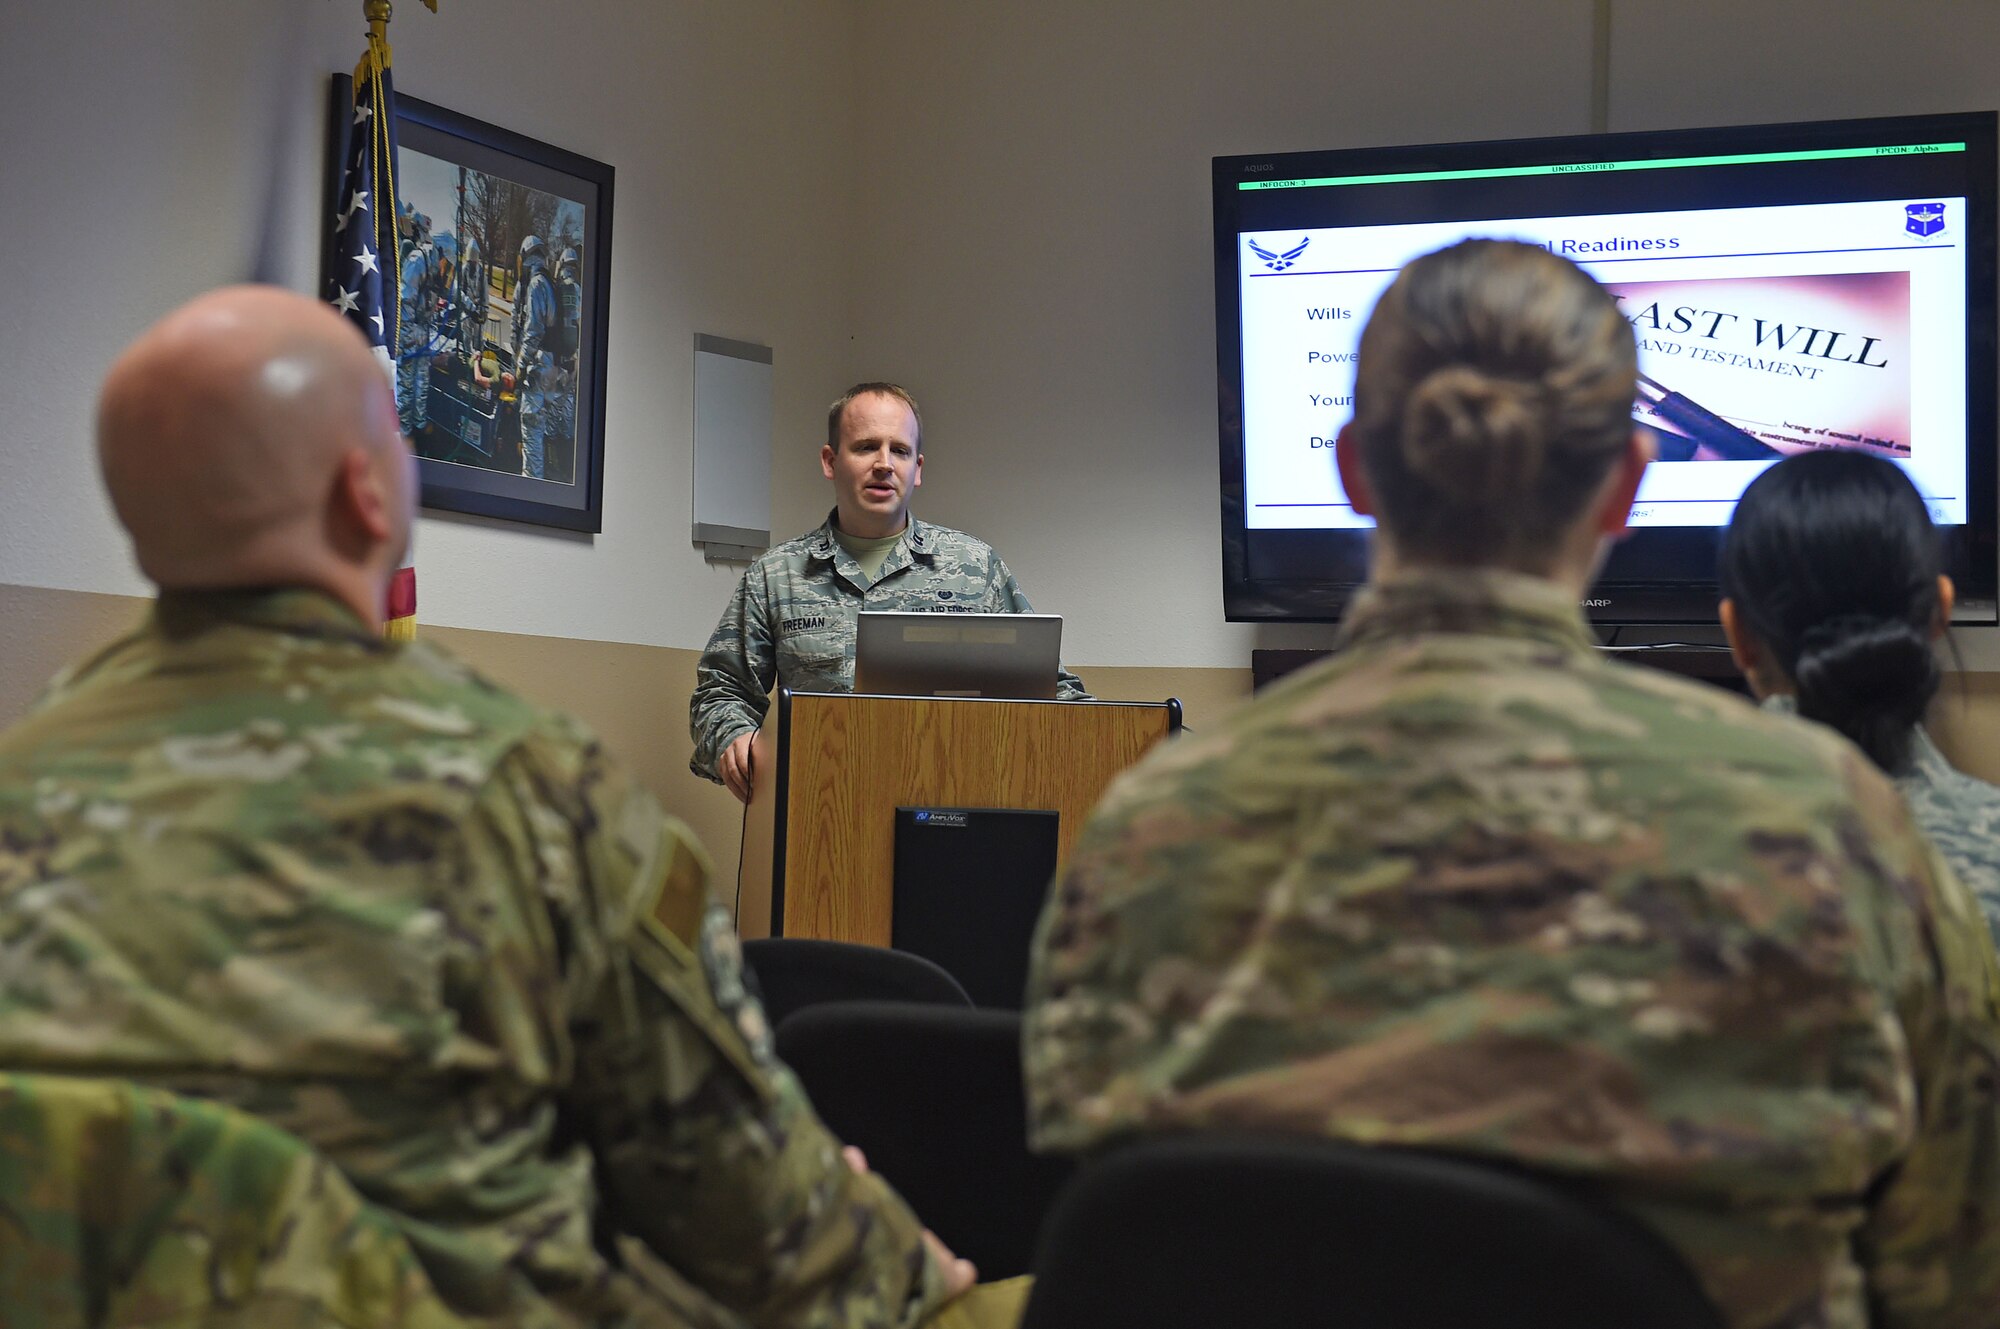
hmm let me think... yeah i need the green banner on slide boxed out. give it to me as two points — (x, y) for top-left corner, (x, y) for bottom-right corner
(1240, 142), (1968, 192)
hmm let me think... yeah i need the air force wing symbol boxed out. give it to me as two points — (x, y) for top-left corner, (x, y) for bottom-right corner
(1249, 236), (1310, 272)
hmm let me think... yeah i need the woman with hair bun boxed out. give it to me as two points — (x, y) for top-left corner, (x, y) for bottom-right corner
(1027, 238), (2000, 1328)
(1719, 448), (2000, 940)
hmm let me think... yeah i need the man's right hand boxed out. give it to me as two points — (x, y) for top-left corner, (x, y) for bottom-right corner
(923, 1229), (978, 1299)
(719, 732), (756, 804)
(845, 1148), (976, 1298)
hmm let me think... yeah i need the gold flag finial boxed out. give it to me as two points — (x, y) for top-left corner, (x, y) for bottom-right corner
(361, 0), (437, 47)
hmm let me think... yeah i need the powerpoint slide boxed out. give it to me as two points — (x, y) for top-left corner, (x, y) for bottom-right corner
(1237, 198), (1967, 530)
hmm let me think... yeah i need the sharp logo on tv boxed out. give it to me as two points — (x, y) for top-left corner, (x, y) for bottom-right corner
(1249, 236), (1309, 271)
(1906, 202), (1948, 239)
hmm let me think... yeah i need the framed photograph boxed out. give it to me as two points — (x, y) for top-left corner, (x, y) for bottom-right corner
(325, 76), (613, 531)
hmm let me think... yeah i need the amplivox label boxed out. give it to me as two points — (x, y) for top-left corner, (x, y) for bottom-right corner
(913, 810), (970, 828)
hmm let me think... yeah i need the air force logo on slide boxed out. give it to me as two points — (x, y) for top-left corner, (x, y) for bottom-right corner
(1249, 236), (1310, 271)
(1906, 202), (1947, 238)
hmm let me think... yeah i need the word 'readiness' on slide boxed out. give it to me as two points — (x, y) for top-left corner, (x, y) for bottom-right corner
(1239, 198), (1968, 532)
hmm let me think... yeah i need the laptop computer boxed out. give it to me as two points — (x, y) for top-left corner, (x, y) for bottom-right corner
(852, 611), (1063, 700)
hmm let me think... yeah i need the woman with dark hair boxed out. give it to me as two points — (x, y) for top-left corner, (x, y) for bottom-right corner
(1719, 448), (2000, 942)
(1026, 239), (2000, 1328)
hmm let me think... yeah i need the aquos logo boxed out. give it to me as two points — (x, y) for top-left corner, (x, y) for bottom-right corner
(1249, 236), (1309, 272)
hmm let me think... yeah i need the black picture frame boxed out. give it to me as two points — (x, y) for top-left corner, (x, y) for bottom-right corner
(325, 75), (613, 532)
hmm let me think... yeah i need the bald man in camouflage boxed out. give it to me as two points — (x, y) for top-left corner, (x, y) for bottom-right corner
(0, 288), (981, 1327)
(690, 382), (1089, 802)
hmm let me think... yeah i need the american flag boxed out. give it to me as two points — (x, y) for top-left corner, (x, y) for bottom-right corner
(328, 38), (401, 384)
(326, 35), (417, 639)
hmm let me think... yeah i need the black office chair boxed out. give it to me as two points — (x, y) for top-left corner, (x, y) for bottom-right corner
(1018, 1133), (1727, 1329)
(741, 937), (971, 1027)
(775, 1002), (1072, 1280)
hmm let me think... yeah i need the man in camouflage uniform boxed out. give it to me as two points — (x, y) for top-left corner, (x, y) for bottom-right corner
(690, 382), (1088, 801)
(1024, 241), (2000, 1329)
(0, 288), (977, 1327)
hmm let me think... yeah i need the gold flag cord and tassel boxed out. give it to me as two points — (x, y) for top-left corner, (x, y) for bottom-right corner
(358, 1), (436, 642)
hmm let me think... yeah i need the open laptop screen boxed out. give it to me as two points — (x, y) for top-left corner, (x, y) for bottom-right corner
(853, 612), (1063, 700)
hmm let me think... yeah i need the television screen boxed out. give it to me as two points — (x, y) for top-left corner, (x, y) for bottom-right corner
(1216, 112), (1998, 625)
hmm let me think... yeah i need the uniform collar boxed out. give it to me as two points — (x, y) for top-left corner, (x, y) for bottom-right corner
(805, 510), (932, 562)
(151, 587), (386, 650)
(1905, 724), (1955, 783)
(1336, 569), (1598, 656)
(1763, 692), (1939, 781)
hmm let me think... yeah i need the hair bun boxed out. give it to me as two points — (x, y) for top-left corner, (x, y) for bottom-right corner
(1793, 614), (1938, 768)
(1399, 365), (1544, 494)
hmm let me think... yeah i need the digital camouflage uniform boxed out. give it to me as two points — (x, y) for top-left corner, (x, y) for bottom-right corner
(1025, 571), (2000, 1329)
(1767, 695), (2000, 955)
(1898, 728), (2000, 952)
(0, 589), (951, 1329)
(689, 512), (1089, 781)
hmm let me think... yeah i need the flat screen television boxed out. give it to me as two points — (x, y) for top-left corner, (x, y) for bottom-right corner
(1215, 112), (1999, 626)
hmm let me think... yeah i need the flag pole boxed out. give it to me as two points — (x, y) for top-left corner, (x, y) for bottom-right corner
(354, 0), (437, 643)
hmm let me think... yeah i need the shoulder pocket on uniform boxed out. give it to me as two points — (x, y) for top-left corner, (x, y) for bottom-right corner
(631, 911), (776, 1101)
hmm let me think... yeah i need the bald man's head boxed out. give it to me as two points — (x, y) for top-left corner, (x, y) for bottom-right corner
(98, 286), (413, 626)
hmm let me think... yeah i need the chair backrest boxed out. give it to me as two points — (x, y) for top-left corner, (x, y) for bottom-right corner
(743, 937), (972, 1026)
(775, 1001), (1072, 1279)
(0, 1072), (465, 1329)
(1018, 1133), (1727, 1329)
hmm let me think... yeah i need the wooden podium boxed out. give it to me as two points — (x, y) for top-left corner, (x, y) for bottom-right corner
(736, 690), (1182, 944)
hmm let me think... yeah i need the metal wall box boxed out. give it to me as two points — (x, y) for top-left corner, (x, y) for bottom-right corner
(692, 334), (773, 561)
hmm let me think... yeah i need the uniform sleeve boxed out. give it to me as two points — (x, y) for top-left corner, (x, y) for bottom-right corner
(1021, 756), (1219, 1154)
(488, 733), (951, 1328)
(1857, 833), (2000, 1329)
(689, 563), (778, 781)
(984, 553), (1091, 701)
